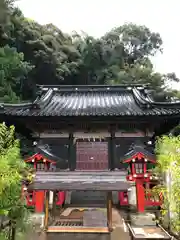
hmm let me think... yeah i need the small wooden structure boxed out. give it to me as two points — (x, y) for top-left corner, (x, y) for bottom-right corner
(127, 224), (172, 240)
(28, 170), (130, 233)
(24, 149), (66, 212)
(120, 143), (162, 212)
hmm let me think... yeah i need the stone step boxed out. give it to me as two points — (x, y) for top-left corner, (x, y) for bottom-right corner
(71, 191), (107, 205)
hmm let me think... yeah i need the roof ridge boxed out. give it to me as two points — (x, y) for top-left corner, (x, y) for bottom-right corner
(37, 84), (149, 88)
(36, 85), (148, 95)
(35, 88), (54, 107)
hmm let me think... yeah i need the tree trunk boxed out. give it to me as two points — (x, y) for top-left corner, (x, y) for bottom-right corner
(11, 225), (16, 240)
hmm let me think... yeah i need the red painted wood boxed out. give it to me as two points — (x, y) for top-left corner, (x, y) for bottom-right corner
(24, 153), (67, 211)
(56, 191), (66, 205)
(35, 191), (45, 213)
(76, 141), (108, 170)
(144, 162), (147, 173)
(118, 191), (129, 206)
(132, 163), (135, 175)
(123, 152), (156, 164)
(25, 153), (56, 164)
(127, 173), (151, 182)
(136, 181), (145, 212)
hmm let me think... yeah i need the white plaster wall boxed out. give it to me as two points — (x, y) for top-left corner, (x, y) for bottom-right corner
(49, 191), (53, 206)
(128, 185), (137, 206)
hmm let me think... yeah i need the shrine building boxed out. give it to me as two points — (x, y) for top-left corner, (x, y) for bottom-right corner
(1, 84), (180, 233)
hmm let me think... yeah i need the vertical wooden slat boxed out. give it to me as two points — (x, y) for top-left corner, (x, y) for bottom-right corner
(68, 132), (75, 170)
(44, 191), (49, 230)
(107, 191), (113, 232)
(109, 130), (115, 170)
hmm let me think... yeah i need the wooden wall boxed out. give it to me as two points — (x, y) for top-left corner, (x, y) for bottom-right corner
(39, 135), (150, 170)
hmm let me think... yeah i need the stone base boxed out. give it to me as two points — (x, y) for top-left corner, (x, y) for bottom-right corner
(30, 213), (45, 228)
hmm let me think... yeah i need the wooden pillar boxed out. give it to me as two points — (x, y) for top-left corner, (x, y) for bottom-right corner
(108, 127), (116, 170)
(111, 131), (116, 170)
(44, 191), (49, 230)
(107, 191), (113, 231)
(68, 132), (75, 170)
(52, 191), (56, 220)
(35, 191), (45, 213)
(136, 181), (145, 212)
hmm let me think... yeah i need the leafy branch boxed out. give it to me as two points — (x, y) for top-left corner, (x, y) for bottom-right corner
(152, 135), (180, 236)
(0, 123), (32, 239)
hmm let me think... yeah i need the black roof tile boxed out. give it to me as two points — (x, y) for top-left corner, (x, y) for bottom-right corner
(35, 145), (66, 163)
(1, 85), (180, 117)
(121, 142), (156, 162)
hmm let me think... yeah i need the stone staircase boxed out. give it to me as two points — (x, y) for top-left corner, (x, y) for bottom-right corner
(70, 191), (107, 206)
(66, 191), (119, 206)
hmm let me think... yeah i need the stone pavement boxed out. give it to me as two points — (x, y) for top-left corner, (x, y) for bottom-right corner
(26, 207), (131, 240)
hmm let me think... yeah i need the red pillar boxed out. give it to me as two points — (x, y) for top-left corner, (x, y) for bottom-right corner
(136, 181), (145, 212)
(56, 191), (66, 205)
(118, 191), (128, 206)
(35, 191), (45, 213)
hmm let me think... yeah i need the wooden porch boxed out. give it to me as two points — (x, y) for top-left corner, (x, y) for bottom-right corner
(46, 193), (112, 233)
(28, 171), (130, 233)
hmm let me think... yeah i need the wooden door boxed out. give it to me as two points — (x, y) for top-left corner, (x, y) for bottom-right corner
(76, 141), (108, 170)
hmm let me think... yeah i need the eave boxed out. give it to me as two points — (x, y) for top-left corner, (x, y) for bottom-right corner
(121, 144), (156, 163)
(1, 84), (180, 118)
(24, 153), (56, 164)
(28, 171), (131, 191)
(123, 152), (156, 164)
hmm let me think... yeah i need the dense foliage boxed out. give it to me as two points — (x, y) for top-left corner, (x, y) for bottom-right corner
(0, 45), (33, 102)
(0, 0), (179, 103)
(154, 136), (180, 237)
(0, 122), (31, 240)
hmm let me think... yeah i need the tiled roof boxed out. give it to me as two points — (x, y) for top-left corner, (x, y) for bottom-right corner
(1, 85), (180, 117)
(121, 143), (156, 163)
(36, 145), (68, 169)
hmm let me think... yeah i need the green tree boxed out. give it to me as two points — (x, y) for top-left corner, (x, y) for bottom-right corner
(1, 2), (180, 100)
(71, 24), (179, 100)
(154, 136), (180, 237)
(6, 11), (81, 87)
(0, 45), (33, 102)
(0, 122), (31, 240)
(0, 0), (16, 45)
(103, 23), (162, 63)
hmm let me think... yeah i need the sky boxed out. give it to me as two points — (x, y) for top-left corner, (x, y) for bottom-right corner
(16, 0), (180, 89)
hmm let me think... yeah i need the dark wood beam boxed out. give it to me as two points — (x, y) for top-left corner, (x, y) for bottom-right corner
(109, 127), (116, 170)
(68, 132), (75, 170)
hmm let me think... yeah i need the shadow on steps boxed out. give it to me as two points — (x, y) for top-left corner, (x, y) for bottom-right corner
(111, 227), (130, 240)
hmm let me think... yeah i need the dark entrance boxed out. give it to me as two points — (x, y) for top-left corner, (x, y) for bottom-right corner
(72, 140), (109, 205)
(76, 140), (109, 170)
